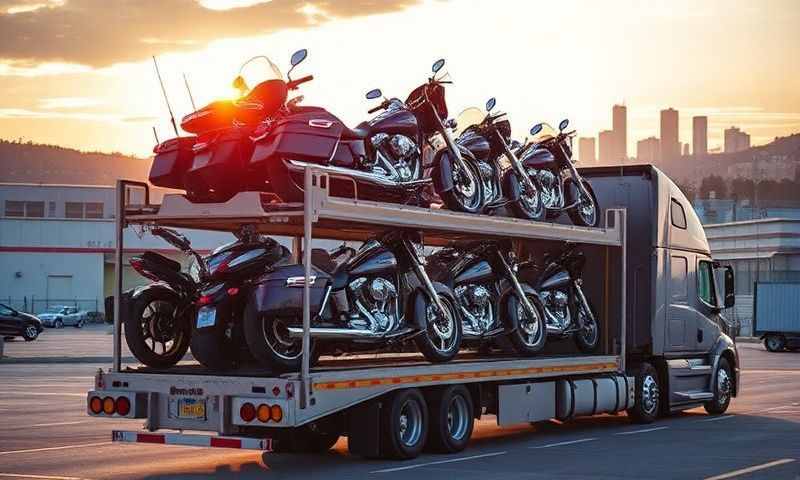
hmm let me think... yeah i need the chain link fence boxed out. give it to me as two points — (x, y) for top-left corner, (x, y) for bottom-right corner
(2, 297), (105, 323)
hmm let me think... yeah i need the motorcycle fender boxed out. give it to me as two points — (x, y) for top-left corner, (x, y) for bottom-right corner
(499, 283), (540, 332)
(503, 170), (522, 202)
(131, 282), (178, 301)
(410, 281), (452, 330)
(432, 150), (455, 193)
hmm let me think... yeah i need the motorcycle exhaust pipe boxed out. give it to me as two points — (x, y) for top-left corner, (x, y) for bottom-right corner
(286, 160), (432, 189)
(287, 326), (413, 340)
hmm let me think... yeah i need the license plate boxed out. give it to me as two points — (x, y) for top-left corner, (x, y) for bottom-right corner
(171, 397), (207, 420)
(196, 307), (216, 328)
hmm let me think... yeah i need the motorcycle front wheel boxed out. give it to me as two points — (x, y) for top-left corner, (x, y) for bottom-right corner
(511, 172), (546, 221)
(243, 297), (316, 373)
(438, 157), (483, 214)
(567, 179), (600, 228)
(502, 292), (547, 356)
(574, 299), (600, 353)
(124, 289), (191, 368)
(414, 289), (463, 363)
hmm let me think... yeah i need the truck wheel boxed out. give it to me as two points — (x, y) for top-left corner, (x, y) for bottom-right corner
(704, 358), (733, 415)
(627, 362), (660, 424)
(425, 385), (474, 454)
(381, 388), (428, 460)
(764, 334), (786, 352)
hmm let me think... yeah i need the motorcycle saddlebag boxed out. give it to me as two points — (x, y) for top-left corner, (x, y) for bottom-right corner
(250, 109), (344, 169)
(251, 263), (331, 317)
(149, 137), (197, 190)
(184, 126), (255, 202)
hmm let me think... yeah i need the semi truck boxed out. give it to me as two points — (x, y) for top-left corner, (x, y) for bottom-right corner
(87, 164), (738, 460)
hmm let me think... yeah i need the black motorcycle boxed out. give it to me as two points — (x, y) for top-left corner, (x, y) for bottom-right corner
(436, 98), (545, 219)
(243, 230), (463, 372)
(518, 120), (600, 227)
(190, 229), (290, 370)
(125, 227), (208, 368)
(427, 240), (546, 355)
(522, 246), (599, 353)
(250, 57), (482, 208)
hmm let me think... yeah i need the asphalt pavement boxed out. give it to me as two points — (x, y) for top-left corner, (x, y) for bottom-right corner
(0, 328), (798, 479)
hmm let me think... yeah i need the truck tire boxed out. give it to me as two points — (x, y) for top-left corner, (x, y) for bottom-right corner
(380, 388), (428, 460)
(425, 385), (474, 454)
(764, 334), (786, 352)
(704, 357), (733, 415)
(627, 362), (660, 424)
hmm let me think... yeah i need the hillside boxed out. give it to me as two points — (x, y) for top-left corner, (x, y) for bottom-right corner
(0, 139), (151, 186)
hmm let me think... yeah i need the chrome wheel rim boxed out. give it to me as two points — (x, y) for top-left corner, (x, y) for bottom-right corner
(25, 326), (37, 338)
(142, 300), (179, 355)
(520, 172), (543, 217)
(578, 307), (598, 346)
(642, 374), (659, 416)
(426, 296), (457, 353)
(447, 394), (470, 441)
(717, 368), (731, 405)
(767, 337), (782, 350)
(453, 164), (480, 209)
(578, 192), (597, 225)
(398, 399), (423, 447)
(516, 299), (543, 347)
(263, 317), (302, 360)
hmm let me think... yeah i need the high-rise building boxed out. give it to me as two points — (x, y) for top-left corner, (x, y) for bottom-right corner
(598, 130), (615, 164)
(612, 104), (627, 162)
(578, 137), (596, 164)
(637, 137), (660, 164)
(683, 143), (690, 156)
(660, 108), (680, 162)
(724, 126), (751, 153)
(692, 116), (708, 157)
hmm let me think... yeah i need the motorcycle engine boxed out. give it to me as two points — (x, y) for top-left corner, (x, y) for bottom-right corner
(348, 276), (399, 332)
(455, 284), (494, 335)
(476, 161), (496, 201)
(370, 134), (418, 182)
(541, 290), (570, 329)
(537, 170), (561, 209)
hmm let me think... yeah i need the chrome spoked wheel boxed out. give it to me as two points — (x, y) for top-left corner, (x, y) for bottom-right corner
(446, 394), (470, 441)
(516, 300), (544, 347)
(426, 297), (458, 354)
(263, 317), (302, 361)
(24, 325), (38, 339)
(578, 306), (598, 346)
(641, 374), (660, 417)
(452, 162), (482, 211)
(398, 398), (424, 448)
(142, 300), (180, 356)
(578, 195), (597, 226)
(716, 367), (732, 406)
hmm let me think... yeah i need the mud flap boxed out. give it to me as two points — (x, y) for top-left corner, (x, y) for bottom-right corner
(347, 399), (382, 457)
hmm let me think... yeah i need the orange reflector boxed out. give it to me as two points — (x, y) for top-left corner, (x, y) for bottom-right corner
(89, 396), (102, 414)
(270, 404), (283, 423)
(257, 404), (271, 422)
(102, 396), (115, 415)
(240, 402), (256, 422)
(116, 396), (131, 416)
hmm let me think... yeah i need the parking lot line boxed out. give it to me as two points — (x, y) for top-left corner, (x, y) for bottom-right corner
(704, 458), (796, 480)
(699, 415), (737, 422)
(0, 474), (90, 480)
(370, 451), (508, 474)
(0, 442), (109, 456)
(614, 426), (669, 435)
(530, 438), (597, 449)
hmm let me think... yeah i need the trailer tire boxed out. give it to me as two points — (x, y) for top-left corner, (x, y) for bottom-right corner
(381, 388), (428, 460)
(704, 357), (733, 415)
(627, 362), (660, 424)
(425, 385), (474, 454)
(764, 334), (786, 352)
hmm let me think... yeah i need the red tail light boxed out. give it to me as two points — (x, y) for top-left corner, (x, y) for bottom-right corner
(89, 396), (102, 414)
(115, 396), (131, 416)
(240, 402), (256, 422)
(227, 287), (239, 296)
(196, 295), (212, 306)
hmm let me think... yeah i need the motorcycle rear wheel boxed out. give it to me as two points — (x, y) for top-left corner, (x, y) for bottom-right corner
(243, 297), (317, 373)
(124, 289), (191, 368)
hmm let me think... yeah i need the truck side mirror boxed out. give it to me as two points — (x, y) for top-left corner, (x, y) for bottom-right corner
(723, 266), (735, 308)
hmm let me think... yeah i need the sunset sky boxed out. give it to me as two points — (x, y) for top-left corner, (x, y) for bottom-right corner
(0, 0), (798, 158)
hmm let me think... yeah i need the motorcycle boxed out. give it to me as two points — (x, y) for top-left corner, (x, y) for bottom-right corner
(521, 245), (600, 353)
(250, 57), (482, 208)
(243, 230), (463, 372)
(427, 240), (547, 355)
(437, 98), (545, 219)
(518, 120), (600, 227)
(191, 229), (290, 370)
(125, 227), (208, 368)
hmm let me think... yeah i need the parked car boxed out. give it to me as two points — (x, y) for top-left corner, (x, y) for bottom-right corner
(0, 303), (44, 341)
(38, 306), (87, 328)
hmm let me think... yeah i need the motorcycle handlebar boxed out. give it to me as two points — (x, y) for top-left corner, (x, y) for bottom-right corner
(288, 75), (313, 90)
(368, 99), (390, 114)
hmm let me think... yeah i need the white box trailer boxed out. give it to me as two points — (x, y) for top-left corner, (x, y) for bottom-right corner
(86, 165), (735, 459)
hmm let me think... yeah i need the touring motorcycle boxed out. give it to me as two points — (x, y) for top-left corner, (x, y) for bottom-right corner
(427, 240), (547, 355)
(125, 227), (207, 368)
(191, 229), (290, 370)
(437, 97), (545, 219)
(249, 56), (482, 208)
(521, 245), (600, 352)
(242, 230), (463, 372)
(518, 120), (600, 227)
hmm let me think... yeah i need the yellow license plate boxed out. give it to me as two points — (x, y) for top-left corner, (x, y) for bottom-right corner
(177, 398), (206, 420)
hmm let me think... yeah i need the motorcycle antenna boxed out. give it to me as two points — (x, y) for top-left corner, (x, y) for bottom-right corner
(152, 126), (160, 144)
(152, 55), (179, 137)
(183, 73), (197, 111)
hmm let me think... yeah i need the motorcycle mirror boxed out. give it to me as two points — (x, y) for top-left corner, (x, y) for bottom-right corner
(559, 118), (569, 131)
(365, 88), (382, 100)
(232, 75), (248, 96)
(432, 58), (445, 73)
(290, 48), (308, 67)
(485, 97), (496, 112)
(530, 123), (544, 136)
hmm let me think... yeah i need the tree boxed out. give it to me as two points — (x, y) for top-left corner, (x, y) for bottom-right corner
(730, 177), (755, 204)
(699, 175), (728, 199)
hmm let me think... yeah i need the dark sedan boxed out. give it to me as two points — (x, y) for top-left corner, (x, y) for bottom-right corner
(0, 303), (43, 341)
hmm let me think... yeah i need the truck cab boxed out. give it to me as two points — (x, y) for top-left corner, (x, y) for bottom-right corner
(584, 165), (738, 420)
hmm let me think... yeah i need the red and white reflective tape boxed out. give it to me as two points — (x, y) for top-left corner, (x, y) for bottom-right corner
(112, 430), (272, 451)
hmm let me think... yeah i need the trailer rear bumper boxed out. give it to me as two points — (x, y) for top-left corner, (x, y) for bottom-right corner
(112, 430), (273, 451)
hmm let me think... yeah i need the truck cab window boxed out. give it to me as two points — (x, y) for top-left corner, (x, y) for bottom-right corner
(698, 260), (716, 306)
(670, 199), (687, 229)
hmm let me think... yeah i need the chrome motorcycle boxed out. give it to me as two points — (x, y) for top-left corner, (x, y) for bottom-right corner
(518, 120), (600, 227)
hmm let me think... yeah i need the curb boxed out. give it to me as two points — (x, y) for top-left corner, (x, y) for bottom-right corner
(735, 337), (761, 344)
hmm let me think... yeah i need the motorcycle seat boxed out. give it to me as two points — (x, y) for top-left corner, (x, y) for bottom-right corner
(309, 249), (349, 288)
(342, 121), (371, 140)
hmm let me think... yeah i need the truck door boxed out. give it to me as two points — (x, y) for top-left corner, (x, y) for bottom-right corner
(693, 259), (721, 352)
(665, 254), (692, 352)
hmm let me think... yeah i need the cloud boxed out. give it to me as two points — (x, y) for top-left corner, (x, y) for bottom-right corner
(0, 0), (423, 68)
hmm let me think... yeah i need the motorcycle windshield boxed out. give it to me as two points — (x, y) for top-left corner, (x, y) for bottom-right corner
(239, 55), (284, 90)
(454, 107), (485, 137)
(531, 123), (558, 145)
